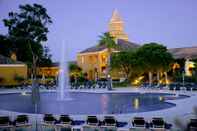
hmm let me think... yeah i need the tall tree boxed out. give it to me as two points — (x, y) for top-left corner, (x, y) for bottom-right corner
(3, 3), (52, 78)
(136, 43), (174, 85)
(111, 51), (131, 80)
(111, 49), (144, 81)
(0, 35), (12, 57)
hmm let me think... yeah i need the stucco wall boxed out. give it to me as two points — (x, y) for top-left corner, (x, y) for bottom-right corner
(0, 64), (27, 86)
(77, 50), (125, 80)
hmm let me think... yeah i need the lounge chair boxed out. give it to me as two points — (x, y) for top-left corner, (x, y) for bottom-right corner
(59, 115), (73, 125)
(103, 116), (117, 127)
(175, 83), (181, 90)
(100, 116), (117, 131)
(56, 115), (73, 131)
(14, 115), (32, 130)
(43, 114), (56, 124)
(0, 116), (13, 131)
(86, 116), (99, 126)
(83, 116), (99, 131)
(42, 114), (56, 131)
(150, 117), (165, 130)
(187, 119), (197, 131)
(132, 117), (146, 128)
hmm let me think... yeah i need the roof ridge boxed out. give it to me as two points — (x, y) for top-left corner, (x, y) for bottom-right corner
(169, 46), (197, 50)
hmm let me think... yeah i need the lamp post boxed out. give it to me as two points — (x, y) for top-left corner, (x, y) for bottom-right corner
(107, 74), (112, 90)
(182, 71), (185, 89)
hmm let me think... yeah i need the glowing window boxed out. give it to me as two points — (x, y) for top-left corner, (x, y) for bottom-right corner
(81, 56), (84, 64)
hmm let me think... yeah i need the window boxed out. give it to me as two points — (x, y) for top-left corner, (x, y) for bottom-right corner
(81, 56), (84, 64)
(101, 55), (107, 63)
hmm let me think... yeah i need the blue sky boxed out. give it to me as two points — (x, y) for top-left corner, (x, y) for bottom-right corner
(0, 0), (197, 61)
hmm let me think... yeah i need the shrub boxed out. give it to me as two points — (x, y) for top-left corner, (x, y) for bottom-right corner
(113, 81), (130, 88)
(14, 75), (25, 83)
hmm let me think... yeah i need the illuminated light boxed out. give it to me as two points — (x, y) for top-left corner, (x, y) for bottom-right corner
(166, 79), (171, 84)
(188, 63), (195, 68)
(133, 80), (139, 85)
(132, 76), (144, 85)
(172, 63), (180, 70)
(133, 98), (140, 109)
(185, 59), (195, 76)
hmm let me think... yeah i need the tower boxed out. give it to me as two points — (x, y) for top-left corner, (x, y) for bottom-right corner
(109, 9), (129, 41)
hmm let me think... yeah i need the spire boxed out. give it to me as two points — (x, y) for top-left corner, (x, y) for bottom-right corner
(108, 9), (129, 41)
(110, 9), (122, 23)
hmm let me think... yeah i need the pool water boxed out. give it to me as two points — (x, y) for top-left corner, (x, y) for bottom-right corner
(0, 92), (187, 115)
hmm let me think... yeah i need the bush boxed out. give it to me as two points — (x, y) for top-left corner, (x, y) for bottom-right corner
(14, 75), (25, 83)
(113, 81), (130, 88)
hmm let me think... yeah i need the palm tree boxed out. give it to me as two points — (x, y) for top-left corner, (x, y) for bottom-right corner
(99, 32), (118, 89)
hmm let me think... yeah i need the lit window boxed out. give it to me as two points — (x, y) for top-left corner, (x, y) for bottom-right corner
(102, 55), (107, 63)
(81, 56), (84, 64)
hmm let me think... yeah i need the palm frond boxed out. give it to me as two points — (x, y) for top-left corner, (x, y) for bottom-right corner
(98, 32), (118, 49)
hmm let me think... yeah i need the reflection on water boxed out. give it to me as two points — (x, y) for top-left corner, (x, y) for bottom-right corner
(159, 96), (164, 101)
(133, 98), (140, 109)
(101, 94), (109, 114)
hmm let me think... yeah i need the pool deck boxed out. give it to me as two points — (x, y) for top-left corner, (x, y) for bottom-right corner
(0, 87), (196, 130)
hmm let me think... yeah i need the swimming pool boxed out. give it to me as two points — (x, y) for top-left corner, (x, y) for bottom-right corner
(0, 92), (187, 115)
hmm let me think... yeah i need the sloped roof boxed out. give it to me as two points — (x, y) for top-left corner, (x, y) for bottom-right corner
(0, 55), (24, 64)
(79, 39), (140, 54)
(79, 39), (197, 59)
(168, 47), (197, 59)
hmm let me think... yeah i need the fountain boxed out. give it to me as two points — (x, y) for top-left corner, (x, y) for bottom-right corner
(57, 41), (71, 100)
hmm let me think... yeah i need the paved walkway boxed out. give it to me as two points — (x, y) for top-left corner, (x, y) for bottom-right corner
(0, 88), (196, 130)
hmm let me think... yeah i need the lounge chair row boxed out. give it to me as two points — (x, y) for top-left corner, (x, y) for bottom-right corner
(0, 114), (196, 131)
(168, 83), (197, 91)
(70, 81), (108, 90)
(42, 115), (119, 131)
(0, 115), (31, 131)
(41, 114), (172, 130)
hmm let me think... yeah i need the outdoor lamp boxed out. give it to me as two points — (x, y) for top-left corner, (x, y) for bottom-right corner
(107, 74), (111, 78)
